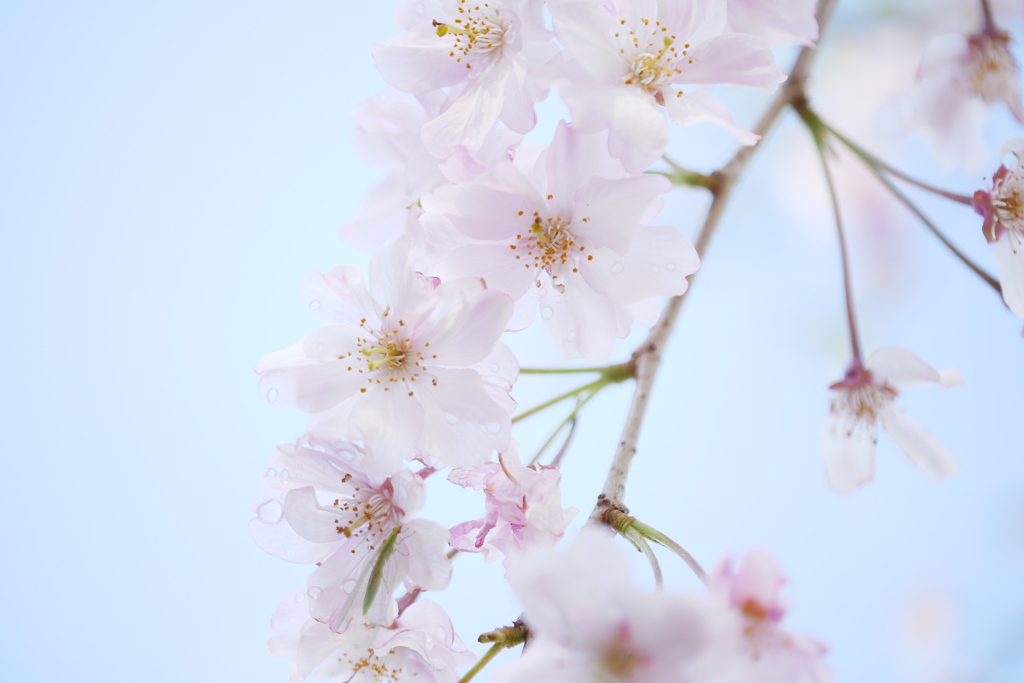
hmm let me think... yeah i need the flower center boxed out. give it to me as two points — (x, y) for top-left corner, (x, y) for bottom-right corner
(599, 626), (645, 680)
(832, 381), (896, 423)
(968, 32), (1020, 104)
(616, 19), (691, 93)
(334, 489), (398, 540)
(336, 646), (403, 681)
(993, 173), (1024, 233)
(433, 2), (507, 69)
(341, 312), (437, 395)
(508, 208), (593, 293)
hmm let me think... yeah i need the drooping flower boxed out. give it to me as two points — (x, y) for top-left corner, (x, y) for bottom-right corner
(340, 89), (522, 251)
(820, 347), (965, 495)
(709, 550), (832, 683)
(973, 137), (1024, 317)
(373, 0), (555, 157)
(495, 528), (725, 683)
(249, 436), (452, 633)
(448, 441), (577, 563)
(256, 237), (517, 475)
(726, 0), (818, 47)
(545, 0), (784, 171)
(903, 26), (1024, 168)
(270, 591), (473, 683)
(421, 121), (699, 362)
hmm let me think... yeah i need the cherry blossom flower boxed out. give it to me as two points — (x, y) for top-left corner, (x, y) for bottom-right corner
(973, 137), (1024, 317)
(903, 27), (1024, 167)
(270, 591), (473, 683)
(249, 436), (452, 633)
(820, 347), (965, 495)
(545, 0), (784, 171)
(340, 89), (522, 251)
(373, 0), (554, 157)
(256, 237), (517, 475)
(496, 528), (726, 683)
(726, 0), (818, 47)
(709, 550), (832, 683)
(421, 121), (699, 362)
(448, 441), (577, 563)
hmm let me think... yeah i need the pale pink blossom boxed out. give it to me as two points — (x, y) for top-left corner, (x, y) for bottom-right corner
(903, 27), (1024, 168)
(421, 121), (699, 362)
(270, 592), (473, 683)
(373, 0), (554, 157)
(256, 237), (517, 475)
(546, 0), (784, 171)
(726, 0), (818, 47)
(340, 90), (522, 251)
(496, 528), (725, 683)
(973, 137), (1024, 317)
(820, 347), (965, 495)
(709, 550), (832, 683)
(249, 436), (452, 632)
(448, 441), (577, 563)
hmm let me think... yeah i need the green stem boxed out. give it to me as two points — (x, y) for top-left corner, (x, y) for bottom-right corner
(512, 377), (609, 424)
(821, 121), (973, 206)
(630, 519), (709, 585)
(528, 389), (599, 465)
(813, 116), (1002, 295)
(625, 526), (664, 589)
(457, 643), (504, 683)
(519, 366), (610, 375)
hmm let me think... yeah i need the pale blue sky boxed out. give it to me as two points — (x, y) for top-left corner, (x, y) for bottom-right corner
(1, 2), (1022, 682)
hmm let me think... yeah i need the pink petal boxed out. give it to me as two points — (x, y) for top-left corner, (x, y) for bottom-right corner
(993, 235), (1024, 318)
(880, 406), (959, 483)
(351, 388), (426, 476)
(818, 413), (876, 496)
(865, 346), (942, 388)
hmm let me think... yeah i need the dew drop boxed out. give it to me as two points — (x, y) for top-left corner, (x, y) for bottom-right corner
(267, 388), (279, 403)
(256, 500), (284, 524)
(445, 413), (461, 425)
(280, 469), (290, 481)
(610, 263), (624, 274)
(485, 422), (501, 434)
(309, 300), (321, 311)
(414, 1), (425, 12)
(541, 307), (554, 320)
(666, 263), (676, 271)
(567, 331), (577, 342)
(307, 586), (323, 600)
(294, 592), (306, 603)
(265, 468), (277, 478)
(342, 579), (357, 593)
(490, 363), (500, 372)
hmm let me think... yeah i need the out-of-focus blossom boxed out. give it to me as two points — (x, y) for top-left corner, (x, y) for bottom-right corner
(974, 137), (1024, 317)
(546, 0), (784, 171)
(256, 237), (517, 475)
(422, 121), (699, 362)
(726, 0), (818, 47)
(820, 347), (965, 495)
(448, 441), (577, 563)
(341, 90), (522, 251)
(709, 550), (832, 683)
(271, 592), (473, 683)
(903, 27), (1024, 168)
(250, 436), (451, 633)
(373, 0), (554, 157)
(496, 528), (725, 682)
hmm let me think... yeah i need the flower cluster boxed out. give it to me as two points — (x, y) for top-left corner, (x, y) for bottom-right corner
(249, 0), (1024, 680)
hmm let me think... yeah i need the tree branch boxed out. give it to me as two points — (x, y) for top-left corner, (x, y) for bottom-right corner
(591, 0), (838, 522)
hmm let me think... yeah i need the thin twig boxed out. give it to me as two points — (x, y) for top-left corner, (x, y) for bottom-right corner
(591, 0), (838, 519)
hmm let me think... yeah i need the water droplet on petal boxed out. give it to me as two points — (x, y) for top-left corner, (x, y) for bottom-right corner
(445, 413), (461, 425)
(256, 500), (284, 524)
(309, 300), (321, 311)
(567, 331), (577, 342)
(666, 263), (675, 271)
(307, 586), (323, 600)
(610, 263), (624, 274)
(490, 363), (500, 372)
(485, 422), (501, 434)
(342, 579), (357, 593)
(265, 468), (277, 478)
(541, 307), (554, 320)
(280, 469), (289, 480)
(267, 388), (279, 403)
(414, 1), (425, 12)
(294, 592), (305, 603)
